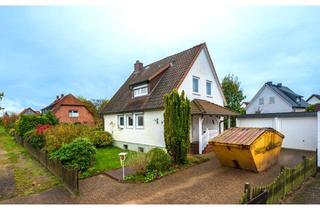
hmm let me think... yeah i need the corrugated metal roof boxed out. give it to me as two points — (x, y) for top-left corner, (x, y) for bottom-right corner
(212, 127), (284, 146)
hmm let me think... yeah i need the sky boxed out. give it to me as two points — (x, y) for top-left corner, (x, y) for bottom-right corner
(0, 3), (320, 114)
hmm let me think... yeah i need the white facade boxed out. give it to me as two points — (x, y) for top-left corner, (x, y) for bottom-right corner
(307, 96), (320, 105)
(103, 48), (225, 152)
(104, 110), (165, 151)
(178, 49), (224, 106)
(237, 115), (318, 151)
(246, 85), (293, 114)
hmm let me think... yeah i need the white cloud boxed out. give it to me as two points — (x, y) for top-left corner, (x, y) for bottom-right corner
(0, 97), (24, 115)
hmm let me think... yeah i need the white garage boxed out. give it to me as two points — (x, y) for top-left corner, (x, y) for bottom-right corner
(236, 112), (319, 151)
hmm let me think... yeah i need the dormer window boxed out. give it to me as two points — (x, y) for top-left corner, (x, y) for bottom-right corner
(296, 97), (301, 103)
(133, 84), (148, 97)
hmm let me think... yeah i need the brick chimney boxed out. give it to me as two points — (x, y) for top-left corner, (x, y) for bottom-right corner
(61, 94), (64, 98)
(56, 95), (59, 100)
(134, 60), (143, 72)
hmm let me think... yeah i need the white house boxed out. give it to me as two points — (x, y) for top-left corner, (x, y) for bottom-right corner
(307, 94), (320, 105)
(246, 82), (309, 114)
(100, 43), (237, 154)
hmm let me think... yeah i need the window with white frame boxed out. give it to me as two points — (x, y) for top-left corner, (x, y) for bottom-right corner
(259, 97), (264, 105)
(269, 97), (275, 104)
(133, 84), (148, 97)
(118, 115), (124, 128)
(68, 110), (79, 118)
(206, 80), (212, 96)
(126, 114), (133, 128)
(135, 113), (144, 129)
(192, 76), (199, 93)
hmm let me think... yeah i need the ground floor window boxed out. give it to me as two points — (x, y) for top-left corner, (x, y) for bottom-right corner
(138, 147), (144, 153)
(126, 114), (133, 128)
(123, 144), (128, 150)
(118, 115), (124, 128)
(135, 113), (144, 129)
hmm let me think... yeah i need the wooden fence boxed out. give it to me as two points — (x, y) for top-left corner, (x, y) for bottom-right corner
(240, 155), (317, 204)
(15, 135), (79, 195)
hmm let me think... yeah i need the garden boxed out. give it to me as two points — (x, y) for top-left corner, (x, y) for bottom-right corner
(0, 90), (209, 185)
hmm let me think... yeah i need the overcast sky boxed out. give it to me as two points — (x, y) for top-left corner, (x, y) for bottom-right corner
(0, 4), (319, 113)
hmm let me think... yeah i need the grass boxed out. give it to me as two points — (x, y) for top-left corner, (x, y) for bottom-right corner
(80, 146), (137, 178)
(0, 126), (60, 199)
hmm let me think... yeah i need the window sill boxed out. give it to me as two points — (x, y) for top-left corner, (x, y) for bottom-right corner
(206, 95), (213, 98)
(136, 127), (144, 129)
(192, 92), (201, 96)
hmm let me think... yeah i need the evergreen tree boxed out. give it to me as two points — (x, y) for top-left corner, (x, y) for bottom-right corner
(164, 90), (191, 164)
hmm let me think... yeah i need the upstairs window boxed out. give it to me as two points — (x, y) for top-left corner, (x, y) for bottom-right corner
(192, 76), (199, 93)
(133, 84), (148, 97)
(269, 97), (275, 104)
(206, 80), (212, 96)
(259, 98), (264, 105)
(68, 110), (79, 118)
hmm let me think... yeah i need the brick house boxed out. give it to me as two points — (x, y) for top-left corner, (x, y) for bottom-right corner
(42, 94), (95, 125)
(20, 107), (40, 115)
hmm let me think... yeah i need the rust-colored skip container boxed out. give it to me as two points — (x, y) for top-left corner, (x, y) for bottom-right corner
(209, 127), (284, 173)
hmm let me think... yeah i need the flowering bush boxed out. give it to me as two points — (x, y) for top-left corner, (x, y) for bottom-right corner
(35, 124), (52, 135)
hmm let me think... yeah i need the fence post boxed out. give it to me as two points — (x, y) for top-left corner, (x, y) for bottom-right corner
(244, 182), (251, 201)
(302, 155), (307, 181)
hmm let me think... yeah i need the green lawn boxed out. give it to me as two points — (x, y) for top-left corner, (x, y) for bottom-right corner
(80, 146), (136, 178)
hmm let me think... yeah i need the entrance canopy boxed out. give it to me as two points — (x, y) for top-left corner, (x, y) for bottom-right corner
(191, 99), (238, 117)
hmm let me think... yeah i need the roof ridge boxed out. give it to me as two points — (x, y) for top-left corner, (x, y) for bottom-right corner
(143, 43), (205, 69)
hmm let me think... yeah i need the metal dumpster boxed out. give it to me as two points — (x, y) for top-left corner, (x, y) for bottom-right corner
(209, 127), (284, 173)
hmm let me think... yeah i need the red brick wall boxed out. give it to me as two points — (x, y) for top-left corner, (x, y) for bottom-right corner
(54, 105), (95, 125)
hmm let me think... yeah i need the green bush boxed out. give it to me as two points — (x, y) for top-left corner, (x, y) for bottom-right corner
(28, 134), (45, 149)
(16, 112), (58, 137)
(146, 148), (172, 173)
(9, 128), (16, 136)
(49, 138), (96, 171)
(306, 104), (316, 112)
(43, 124), (93, 153)
(91, 131), (113, 147)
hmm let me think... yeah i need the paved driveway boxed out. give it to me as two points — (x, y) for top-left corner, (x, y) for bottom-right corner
(1, 149), (314, 204)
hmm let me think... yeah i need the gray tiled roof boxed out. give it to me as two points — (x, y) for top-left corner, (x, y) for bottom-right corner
(266, 82), (309, 108)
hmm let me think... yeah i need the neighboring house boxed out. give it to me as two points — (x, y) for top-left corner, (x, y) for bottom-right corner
(100, 43), (237, 154)
(20, 107), (40, 115)
(240, 101), (249, 109)
(306, 94), (320, 105)
(246, 81), (309, 114)
(42, 94), (95, 125)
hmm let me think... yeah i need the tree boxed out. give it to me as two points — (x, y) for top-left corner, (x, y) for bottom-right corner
(306, 104), (316, 112)
(0, 92), (4, 111)
(222, 74), (246, 127)
(77, 96), (99, 123)
(164, 89), (191, 164)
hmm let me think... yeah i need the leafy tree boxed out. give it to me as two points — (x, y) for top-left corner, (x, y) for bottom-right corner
(222, 74), (246, 127)
(0, 92), (4, 111)
(164, 90), (191, 164)
(306, 104), (316, 112)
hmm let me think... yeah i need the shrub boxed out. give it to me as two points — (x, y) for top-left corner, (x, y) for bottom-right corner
(306, 104), (316, 112)
(91, 131), (113, 147)
(15, 112), (58, 137)
(127, 152), (148, 175)
(9, 128), (16, 136)
(28, 133), (45, 149)
(146, 148), (172, 173)
(164, 90), (191, 164)
(43, 124), (93, 153)
(2, 113), (19, 130)
(49, 138), (96, 171)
